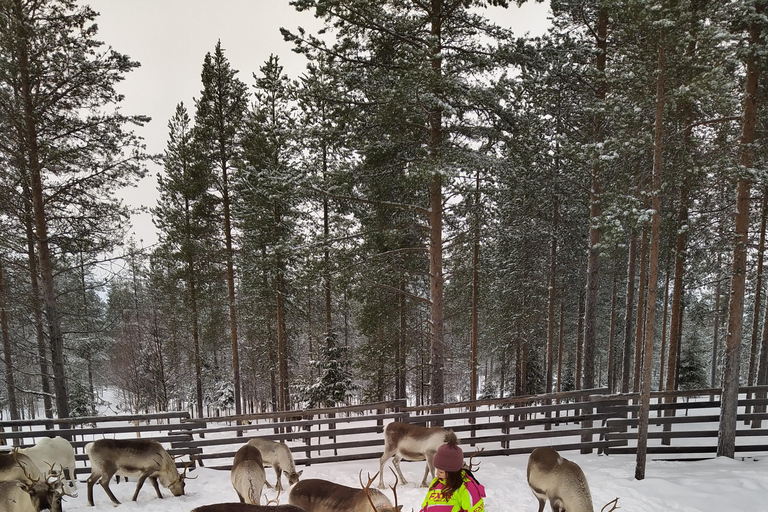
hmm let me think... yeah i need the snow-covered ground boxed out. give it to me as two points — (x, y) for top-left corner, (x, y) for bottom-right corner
(63, 449), (768, 512)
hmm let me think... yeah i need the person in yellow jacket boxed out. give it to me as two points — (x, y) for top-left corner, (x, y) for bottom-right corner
(419, 435), (485, 512)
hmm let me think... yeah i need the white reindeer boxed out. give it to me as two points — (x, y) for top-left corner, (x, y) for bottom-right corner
(246, 438), (302, 491)
(0, 450), (65, 512)
(289, 471), (402, 512)
(231, 443), (266, 505)
(17, 436), (77, 495)
(378, 422), (454, 488)
(85, 438), (191, 506)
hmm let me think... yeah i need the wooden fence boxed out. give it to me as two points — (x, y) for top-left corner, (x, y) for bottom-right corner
(0, 386), (766, 477)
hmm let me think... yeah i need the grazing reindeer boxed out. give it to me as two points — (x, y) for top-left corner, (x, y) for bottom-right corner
(192, 504), (307, 512)
(85, 438), (191, 506)
(246, 438), (302, 491)
(231, 443), (267, 504)
(527, 447), (597, 512)
(0, 480), (61, 512)
(17, 436), (78, 495)
(378, 422), (454, 488)
(289, 471), (402, 512)
(0, 450), (64, 512)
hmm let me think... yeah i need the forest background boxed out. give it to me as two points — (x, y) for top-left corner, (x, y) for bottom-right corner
(1, 0), (767, 463)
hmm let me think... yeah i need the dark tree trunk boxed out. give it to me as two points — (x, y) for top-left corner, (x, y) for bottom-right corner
(24, 209), (53, 418)
(0, 258), (19, 420)
(634, 225), (649, 393)
(636, 34), (665, 481)
(718, 7), (761, 457)
(582, 7), (608, 391)
(14, 0), (69, 417)
(622, 232), (637, 393)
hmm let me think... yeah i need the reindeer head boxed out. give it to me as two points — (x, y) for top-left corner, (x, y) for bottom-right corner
(168, 461), (195, 496)
(14, 449), (64, 512)
(360, 470), (403, 512)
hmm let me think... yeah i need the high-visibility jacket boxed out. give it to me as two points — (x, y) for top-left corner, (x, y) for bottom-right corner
(419, 470), (485, 512)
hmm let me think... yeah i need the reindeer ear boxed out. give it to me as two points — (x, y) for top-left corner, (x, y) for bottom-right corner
(396, 506), (403, 511)
(297, 470), (303, 477)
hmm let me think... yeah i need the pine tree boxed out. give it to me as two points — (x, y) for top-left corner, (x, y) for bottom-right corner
(152, 102), (219, 418)
(0, 0), (149, 417)
(194, 41), (249, 416)
(284, 0), (520, 405)
(238, 55), (303, 411)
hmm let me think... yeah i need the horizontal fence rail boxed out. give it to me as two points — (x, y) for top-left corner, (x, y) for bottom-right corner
(0, 386), (766, 478)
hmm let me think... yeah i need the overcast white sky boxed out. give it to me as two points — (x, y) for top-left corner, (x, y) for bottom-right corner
(82, 0), (552, 248)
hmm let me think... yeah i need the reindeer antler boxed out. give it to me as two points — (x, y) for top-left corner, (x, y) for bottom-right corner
(601, 497), (620, 512)
(13, 448), (39, 483)
(359, 469), (381, 512)
(182, 461), (197, 480)
(43, 461), (75, 497)
(388, 467), (400, 511)
(464, 447), (484, 472)
(265, 487), (282, 506)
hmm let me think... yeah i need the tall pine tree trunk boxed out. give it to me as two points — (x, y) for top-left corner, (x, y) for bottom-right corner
(634, 224), (649, 392)
(718, 5), (761, 457)
(748, 190), (767, 390)
(24, 208), (53, 419)
(636, 33), (666, 480)
(582, 7), (608, 391)
(14, 0), (69, 417)
(471, 172), (481, 402)
(223, 175), (242, 416)
(622, 232), (637, 393)
(547, 199), (559, 394)
(663, 186), (689, 441)
(427, 0), (446, 408)
(0, 258), (19, 420)
(429, 174), (445, 407)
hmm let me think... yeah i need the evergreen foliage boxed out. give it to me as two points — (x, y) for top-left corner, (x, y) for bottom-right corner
(1, 1), (768, 451)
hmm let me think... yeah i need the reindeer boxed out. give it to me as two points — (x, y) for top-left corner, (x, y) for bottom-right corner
(0, 450), (64, 512)
(17, 436), (78, 495)
(289, 471), (402, 512)
(527, 447), (600, 512)
(231, 443), (267, 504)
(246, 438), (302, 491)
(378, 421), (454, 488)
(85, 438), (191, 506)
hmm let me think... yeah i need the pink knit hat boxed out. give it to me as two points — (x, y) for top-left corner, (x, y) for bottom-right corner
(433, 434), (463, 472)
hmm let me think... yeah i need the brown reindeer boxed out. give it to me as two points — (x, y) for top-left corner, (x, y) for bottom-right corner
(289, 471), (402, 512)
(85, 438), (191, 506)
(378, 422), (454, 488)
(527, 447), (595, 512)
(246, 438), (302, 491)
(231, 443), (267, 505)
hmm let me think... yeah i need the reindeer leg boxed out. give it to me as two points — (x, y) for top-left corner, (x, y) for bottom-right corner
(131, 471), (153, 501)
(392, 455), (409, 486)
(422, 452), (436, 487)
(378, 448), (395, 489)
(99, 473), (121, 505)
(86, 474), (99, 506)
(149, 476), (163, 499)
(275, 466), (283, 492)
